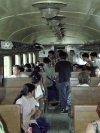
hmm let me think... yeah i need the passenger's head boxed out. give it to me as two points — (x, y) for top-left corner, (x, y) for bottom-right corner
(14, 83), (35, 103)
(90, 52), (97, 61)
(82, 53), (89, 61)
(38, 63), (44, 70)
(13, 65), (20, 76)
(43, 57), (51, 64)
(31, 72), (41, 85)
(70, 50), (75, 56)
(78, 72), (90, 84)
(59, 51), (68, 59)
(24, 63), (31, 71)
(90, 66), (100, 77)
(34, 66), (41, 73)
(48, 50), (55, 59)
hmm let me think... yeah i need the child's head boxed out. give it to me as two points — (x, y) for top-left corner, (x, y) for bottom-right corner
(78, 72), (90, 84)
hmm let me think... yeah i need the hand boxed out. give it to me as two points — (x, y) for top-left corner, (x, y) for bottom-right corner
(85, 63), (90, 67)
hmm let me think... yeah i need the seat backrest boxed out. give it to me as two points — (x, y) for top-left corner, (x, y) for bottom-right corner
(0, 87), (23, 104)
(3, 77), (31, 87)
(71, 86), (100, 116)
(71, 71), (90, 78)
(71, 72), (81, 78)
(74, 105), (99, 133)
(0, 105), (20, 133)
(70, 77), (100, 88)
(20, 72), (31, 76)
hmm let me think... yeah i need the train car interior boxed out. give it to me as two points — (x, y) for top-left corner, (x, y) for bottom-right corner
(0, 0), (100, 133)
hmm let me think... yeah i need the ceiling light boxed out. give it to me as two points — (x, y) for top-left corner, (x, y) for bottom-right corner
(49, 20), (60, 26)
(32, 2), (67, 18)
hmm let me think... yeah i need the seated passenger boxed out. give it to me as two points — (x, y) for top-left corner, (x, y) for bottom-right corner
(31, 72), (44, 107)
(14, 83), (42, 133)
(90, 66), (100, 77)
(24, 63), (32, 72)
(66, 72), (90, 111)
(86, 103), (100, 133)
(9, 65), (28, 78)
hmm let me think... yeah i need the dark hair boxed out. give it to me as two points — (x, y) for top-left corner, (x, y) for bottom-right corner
(30, 63), (35, 68)
(82, 53), (89, 58)
(20, 67), (24, 72)
(24, 63), (31, 69)
(48, 50), (54, 55)
(13, 65), (20, 70)
(90, 66), (100, 77)
(33, 66), (40, 72)
(14, 83), (35, 104)
(70, 50), (74, 53)
(59, 51), (68, 59)
(78, 65), (86, 71)
(31, 72), (41, 84)
(43, 57), (51, 63)
(57, 50), (63, 53)
(38, 63), (44, 67)
(90, 52), (97, 57)
(78, 72), (90, 84)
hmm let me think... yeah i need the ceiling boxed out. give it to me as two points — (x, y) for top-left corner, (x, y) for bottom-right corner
(0, 0), (100, 55)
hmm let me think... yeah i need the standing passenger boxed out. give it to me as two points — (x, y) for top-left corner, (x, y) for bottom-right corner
(90, 52), (100, 69)
(55, 51), (71, 113)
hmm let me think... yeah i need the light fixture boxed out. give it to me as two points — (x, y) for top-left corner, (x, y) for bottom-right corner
(48, 19), (60, 26)
(32, 2), (67, 18)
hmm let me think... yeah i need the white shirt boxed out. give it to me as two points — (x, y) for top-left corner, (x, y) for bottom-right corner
(35, 85), (43, 106)
(73, 54), (79, 64)
(93, 59), (100, 69)
(16, 96), (37, 125)
(77, 84), (89, 86)
(9, 73), (28, 78)
(78, 57), (86, 65)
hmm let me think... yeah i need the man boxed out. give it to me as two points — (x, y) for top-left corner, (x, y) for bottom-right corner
(90, 52), (100, 69)
(55, 51), (71, 113)
(69, 50), (79, 64)
(82, 53), (93, 67)
(9, 65), (28, 78)
(48, 50), (57, 67)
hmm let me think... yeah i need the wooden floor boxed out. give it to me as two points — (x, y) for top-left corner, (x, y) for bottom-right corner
(44, 108), (69, 133)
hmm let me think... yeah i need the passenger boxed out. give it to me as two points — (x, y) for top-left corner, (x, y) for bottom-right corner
(78, 51), (86, 65)
(31, 72), (44, 107)
(29, 66), (41, 77)
(30, 63), (35, 71)
(82, 53), (93, 67)
(14, 83), (42, 133)
(90, 66), (100, 77)
(36, 61), (40, 66)
(55, 51), (71, 113)
(86, 103), (100, 133)
(38, 63), (44, 72)
(9, 65), (28, 78)
(90, 52), (100, 69)
(48, 50), (57, 68)
(24, 63), (32, 72)
(66, 72), (90, 111)
(70, 50), (78, 64)
(43, 57), (58, 109)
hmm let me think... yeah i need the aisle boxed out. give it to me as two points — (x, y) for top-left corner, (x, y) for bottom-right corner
(44, 108), (69, 133)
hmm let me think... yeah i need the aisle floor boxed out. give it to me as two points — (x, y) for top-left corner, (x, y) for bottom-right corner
(44, 108), (69, 133)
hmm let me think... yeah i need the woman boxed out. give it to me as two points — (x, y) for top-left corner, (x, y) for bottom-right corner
(90, 66), (100, 77)
(14, 83), (42, 133)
